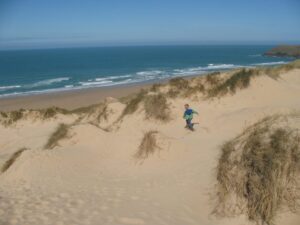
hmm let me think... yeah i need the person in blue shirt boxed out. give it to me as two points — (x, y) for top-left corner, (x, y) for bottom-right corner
(183, 104), (198, 131)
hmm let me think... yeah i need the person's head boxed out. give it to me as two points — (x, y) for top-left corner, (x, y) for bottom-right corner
(184, 104), (189, 109)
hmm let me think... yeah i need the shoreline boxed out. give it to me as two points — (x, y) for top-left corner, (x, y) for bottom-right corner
(0, 71), (215, 112)
(0, 77), (182, 111)
(0, 60), (290, 112)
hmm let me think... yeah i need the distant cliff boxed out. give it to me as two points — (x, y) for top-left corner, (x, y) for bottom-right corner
(264, 45), (300, 58)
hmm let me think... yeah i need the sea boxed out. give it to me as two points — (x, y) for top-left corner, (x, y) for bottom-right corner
(0, 45), (293, 97)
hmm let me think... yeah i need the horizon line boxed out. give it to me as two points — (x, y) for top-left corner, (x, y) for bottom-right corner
(1, 41), (300, 51)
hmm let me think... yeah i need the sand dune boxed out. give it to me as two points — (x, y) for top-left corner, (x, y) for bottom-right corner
(0, 63), (300, 225)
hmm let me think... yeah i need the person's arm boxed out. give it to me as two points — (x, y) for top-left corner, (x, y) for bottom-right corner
(193, 109), (198, 115)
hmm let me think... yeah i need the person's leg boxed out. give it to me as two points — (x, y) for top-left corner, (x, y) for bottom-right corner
(185, 119), (189, 128)
(187, 119), (194, 130)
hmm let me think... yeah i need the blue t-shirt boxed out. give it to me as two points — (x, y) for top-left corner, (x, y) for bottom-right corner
(184, 108), (197, 120)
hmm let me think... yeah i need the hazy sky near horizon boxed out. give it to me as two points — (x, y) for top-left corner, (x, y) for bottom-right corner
(0, 0), (299, 49)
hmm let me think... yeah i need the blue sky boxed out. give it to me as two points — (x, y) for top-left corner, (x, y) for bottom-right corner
(0, 0), (299, 49)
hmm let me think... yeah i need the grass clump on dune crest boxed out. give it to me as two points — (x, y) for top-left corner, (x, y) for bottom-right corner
(214, 115), (300, 225)
(44, 123), (71, 149)
(70, 103), (103, 115)
(263, 59), (300, 78)
(39, 107), (69, 119)
(206, 60), (300, 98)
(144, 94), (170, 121)
(167, 76), (206, 98)
(119, 90), (171, 122)
(1, 148), (27, 173)
(121, 89), (147, 116)
(167, 77), (190, 98)
(135, 131), (161, 160)
(205, 72), (222, 86)
(208, 68), (259, 97)
(169, 77), (189, 89)
(0, 109), (26, 126)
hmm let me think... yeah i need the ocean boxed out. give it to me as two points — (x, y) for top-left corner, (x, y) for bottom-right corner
(0, 45), (293, 97)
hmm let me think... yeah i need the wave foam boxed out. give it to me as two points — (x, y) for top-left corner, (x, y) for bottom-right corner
(1, 61), (288, 98)
(95, 75), (131, 82)
(26, 77), (70, 88)
(0, 85), (21, 91)
(79, 80), (113, 86)
(252, 61), (286, 66)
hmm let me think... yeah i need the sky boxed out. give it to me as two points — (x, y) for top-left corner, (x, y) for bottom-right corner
(0, 0), (299, 50)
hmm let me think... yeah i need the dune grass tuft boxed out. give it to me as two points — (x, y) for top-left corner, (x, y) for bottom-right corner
(144, 94), (170, 121)
(44, 123), (71, 149)
(0, 112), (8, 118)
(39, 107), (69, 119)
(208, 68), (259, 97)
(205, 72), (222, 86)
(121, 89), (147, 116)
(1, 148), (27, 173)
(3, 109), (26, 125)
(169, 77), (189, 89)
(213, 115), (300, 224)
(135, 131), (160, 159)
(167, 77), (190, 98)
(150, 83), (164, 92)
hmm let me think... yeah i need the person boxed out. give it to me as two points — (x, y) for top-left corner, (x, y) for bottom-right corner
(183, 104), (198, 131)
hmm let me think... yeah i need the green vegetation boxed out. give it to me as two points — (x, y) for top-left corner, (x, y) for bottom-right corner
(39, 107), (69, 119)
(205, 71), (222, 86)
(44, 123), (71, 149)
(135, 130), (160, 160)
(150, 83), (164, 92)
(121, 89), (147, 116)
(144, 94), (170, 121)
(1, 148), (27, 173)
(167, 77), (190, 98)
(214, 115), (300, 225)
(169, 77), (189, 89)
(264, 45), (300, 58)
(208, 68), (259, 97)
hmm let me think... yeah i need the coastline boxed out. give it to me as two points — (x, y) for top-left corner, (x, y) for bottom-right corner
(0, 73), (206, 112)
(0, 61), (291, 112)
(0, 82), (153, 111)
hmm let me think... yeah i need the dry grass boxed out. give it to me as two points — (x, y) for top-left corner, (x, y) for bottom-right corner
(166, 76), (207, 98)
(70, 103), (103, 115)
(182, 84), (205, 98)
(0, 109), (26, 125)
(167, 77), (190, 98)
(205, 60), (300, 98)
(121, 89), (147, 116)
(119, 90), (171, 122)
(39, 107), (69, 119)
(213, 115), (300, 224)
(1, 148), (27, 173)
(135, 131), (160, 159)
(144, 94), (170, 121)
(169, 77), (189, 89)
(0, 103), (107, 126)
(263, 59), (300, 78)
(44, 123), (71, 149)
(150, 83), (164, 92)
(205, 72), (222, 86)
(208, 68), (259, 97)
(95, 104), (109, 123)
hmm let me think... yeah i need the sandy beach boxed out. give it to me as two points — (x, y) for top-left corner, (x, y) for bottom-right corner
(0, 82), (153, 112)
(0, 62), (300, 225)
